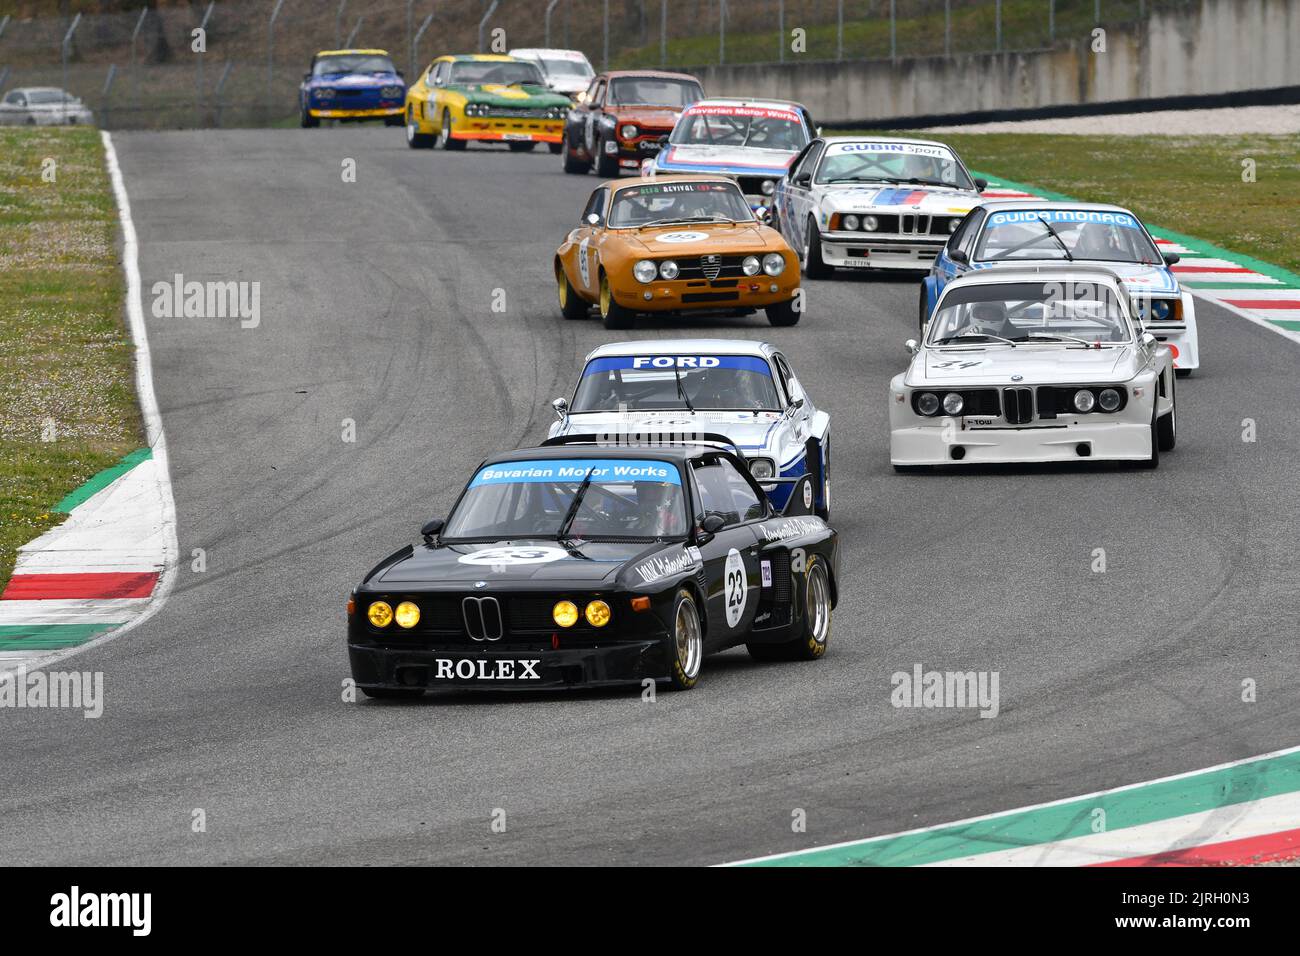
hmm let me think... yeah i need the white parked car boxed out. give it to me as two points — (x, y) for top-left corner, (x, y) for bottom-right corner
(645, 98), (816, 210)
(890, 265), (1177, 470)
(508, 48), (595, 99)
(0, 87), (95, 126)
(549, 339), (831, 518)
(774, 136), (985, 276)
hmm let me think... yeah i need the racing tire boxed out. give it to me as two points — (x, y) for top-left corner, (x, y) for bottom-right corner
(406, 108), (434, 149)
(746, 557), (831, 662)
(665, 589), (703, 691)
(595, 138), (620, 178)
(383, 114), (404, 127)
(598, 274), (634, 330)
(548, 141), (563, 154)
(892, 464), (932, 474)
(1138, 399), (1161, 469)
(802, 216), (833, 279)
(1175, 368), (1192, 379)
(439, 109), (466, 151)
(1157, 377), (1177, 452)
(766, 298), (801, 327)
(300, 108), (320, 129)
(361, 686), (425, 701)
(562, 131), (592, 174)
(508, 141), (537, 152)
(556, 263), (589, 320)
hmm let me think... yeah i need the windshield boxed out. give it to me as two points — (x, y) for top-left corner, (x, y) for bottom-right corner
(26, 90), (76, 105)
(670, 106), (807, 151)
(313, 54), (396, 76)
(444, 458), (688, 540)
(540, 57), (593, 78)
(608, 181), (753, 228)
(610, 77), (701, 107)
(449, 60), (545, 86)
(573, 355), (781, 411)
(928, 281), (1134, 346)
(976, 209), (1161, 264)
(815, 141), (972, 189)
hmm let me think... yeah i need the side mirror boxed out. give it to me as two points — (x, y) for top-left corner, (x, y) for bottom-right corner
(1162, 252), (1181, 266)
(551, 397), (569, 420)
(754, 206), (771, 224)
(905, 338), (920, 355)
(586, 213), (601, 226)
(1141, 332), (1158, 350)
(696, 513), (726, 543)
(973, 177), (988, 192)
(420, 518), (445, 542)
(794, 172), (811, 187)
(948, 249), (969, 265)
(657, 134), (669, 146)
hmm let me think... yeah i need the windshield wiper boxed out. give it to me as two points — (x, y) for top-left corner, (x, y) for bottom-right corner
(556, 469), (595, 540)
(637, 215), (730, 229)
(934, 333), (1016, 347)
(1036, 219), (1074, 261)
(1016, 332), (1097, 347)
(673, 367), (695, 412)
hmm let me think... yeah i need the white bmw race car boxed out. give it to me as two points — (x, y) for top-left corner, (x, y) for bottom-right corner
(891, 265), (1177, 469)
(774, 136), (984, 275)
(549, 339), (831, 517)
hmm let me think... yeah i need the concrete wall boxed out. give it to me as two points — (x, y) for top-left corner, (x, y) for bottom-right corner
(693, 0), (1300, 125)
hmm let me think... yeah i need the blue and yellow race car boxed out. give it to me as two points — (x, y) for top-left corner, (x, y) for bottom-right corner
(299, 49), (406, 128)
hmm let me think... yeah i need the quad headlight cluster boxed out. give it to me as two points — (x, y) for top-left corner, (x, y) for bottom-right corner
(367, 600), (421, 629)
(314, 88), (337, 100)
(553, 599), (611, 628)
(1073, 387), (1124, 413)
(380, 86), (403, 99)
(463, 103), (489, 117)
(914, 391), (964, 417)
(839, 214), (880, 232)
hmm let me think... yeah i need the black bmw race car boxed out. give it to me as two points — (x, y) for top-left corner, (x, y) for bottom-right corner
(347, 436), (839, 698)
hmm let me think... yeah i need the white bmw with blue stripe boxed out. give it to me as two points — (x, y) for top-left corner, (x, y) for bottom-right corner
(923, 201), (1200, 375)
(548, 340), (831, 518)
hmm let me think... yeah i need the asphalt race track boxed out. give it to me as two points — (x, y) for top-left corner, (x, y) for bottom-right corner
(3, 128), (1299, 865)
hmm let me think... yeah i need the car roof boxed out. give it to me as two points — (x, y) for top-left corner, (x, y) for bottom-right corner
(510, 48), (591, 60)
(483, 444), (702, 465)
(584, 339), (775, 360)
(314, 49), (391, 57)
(976, 200), (1139, 216)
(597, 69), (701, 81)
(10, 87), (67, 95)
(688, 97), (807, 113)
(600, 174), (741, 192)
(440, 53), (524, 62)
(819, 134), (955, 150)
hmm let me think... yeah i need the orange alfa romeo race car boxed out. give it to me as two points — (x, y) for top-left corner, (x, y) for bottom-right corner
(555, 176), (802, 329)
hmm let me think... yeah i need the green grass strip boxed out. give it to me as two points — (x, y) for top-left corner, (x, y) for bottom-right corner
(745, 749), (1300, 866)
(0, 623), (117, 650)
(52, 447), (151, 514)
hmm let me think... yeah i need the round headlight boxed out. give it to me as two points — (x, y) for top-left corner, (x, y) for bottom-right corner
(742, 255), (761, 276)
(842, 214), (860, 231)
(749, 458), (775, 480)
(942, 392), (964, 415)
(917, 392), (941, 416)
(633, 259), (657, 283)
(394, 601), (421, 629)
(862, 215), (879, 231)
(381, 86), (402, 98)
(659, 259), (679, 280)
(1073, 389), (1096, 413)
(553, 600), (579, 628)
(367, 601), (393, 628)
(1098, 388), (1122, 412)
(315, 88), (336, 100)
(948, 217), (961, 233)
(620, 124), (637, 139)
(763, 253), (785, 276)
(585, 600), (611, 627)
(761, 179), (776, 196)
(1151, 299), (1172, 321)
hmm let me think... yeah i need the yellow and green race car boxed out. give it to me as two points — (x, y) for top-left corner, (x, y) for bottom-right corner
(404, 54), (572, 152)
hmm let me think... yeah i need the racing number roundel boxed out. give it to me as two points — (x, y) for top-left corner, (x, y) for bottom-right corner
(724, 548), (746, 628)
(459, 546), (568, 566)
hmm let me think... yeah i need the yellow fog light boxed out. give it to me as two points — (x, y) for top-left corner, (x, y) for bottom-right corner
(367, 601), (393, 628)
(553, 600), (579, 628)
(394, 601), (420, 629)
(585, 600), (611, 627)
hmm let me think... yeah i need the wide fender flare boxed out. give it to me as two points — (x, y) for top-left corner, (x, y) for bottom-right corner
(921, 275), (938, 320)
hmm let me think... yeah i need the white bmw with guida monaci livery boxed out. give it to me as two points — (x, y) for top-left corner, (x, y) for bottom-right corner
(644, 98), (816, 211)
(774, 136), (985, 276)
(891, 265), (1177, 470)
(923, 201), (1200, 375)
(549, 340), (831, 518)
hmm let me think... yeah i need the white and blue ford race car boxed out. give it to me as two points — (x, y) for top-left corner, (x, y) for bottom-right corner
(548, 340), (831, 518)
(643, 98), (815, 211)
(922, 201), (1200, 375)
(774, 136), (985, 275)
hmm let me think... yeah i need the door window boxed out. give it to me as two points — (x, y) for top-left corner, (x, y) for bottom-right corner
(693, 457), (765, 525)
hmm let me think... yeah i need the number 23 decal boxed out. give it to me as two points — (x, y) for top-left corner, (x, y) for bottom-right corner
(724, 549), (747, 628)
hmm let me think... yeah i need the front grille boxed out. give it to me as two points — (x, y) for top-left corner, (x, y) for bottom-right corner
(770, 550), (792, 604)
(700, 254), (722, 281)
(674, 255), (749, 281)
(481, 107), (551, 118)
(737, 175), (776, 196)
(1002, 387), (1034, 425)
(900, 213), (930, 235)
(462, 596), (503, 641)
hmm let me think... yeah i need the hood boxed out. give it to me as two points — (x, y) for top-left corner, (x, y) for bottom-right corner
(654, 144), (798, 177)
(909, 345), (1141, 387)
(608, 105), (683, 128)
(558, 409), (787, 453)
(309, 72), (401, 89)
(376, 538), (650, 587)
(618, 221), (776, 255)
(821, 184), (978, 215)
(458, 83), (570, 107)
